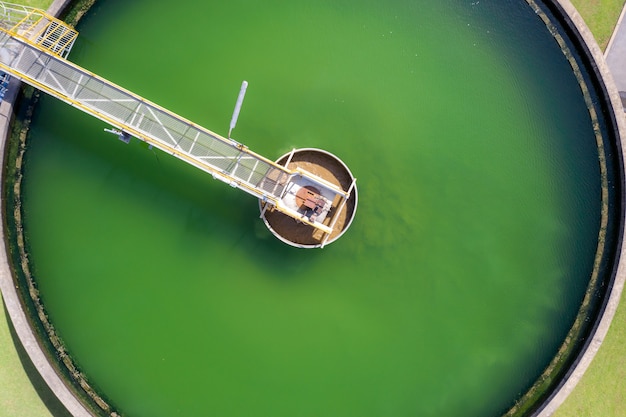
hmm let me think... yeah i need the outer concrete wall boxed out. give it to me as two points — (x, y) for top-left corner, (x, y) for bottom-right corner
(0, 1), (624, 417)
(534, 1), (626, 416)
(0, 2), (93, 416)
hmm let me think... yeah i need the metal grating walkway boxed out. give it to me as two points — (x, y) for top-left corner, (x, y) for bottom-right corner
(0, 2), (351, 237)
(0, 29), (294, 201)
(0, 1), (78, 58)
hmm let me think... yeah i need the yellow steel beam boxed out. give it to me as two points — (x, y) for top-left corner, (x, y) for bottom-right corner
(0, 27), (337, 235)
(4, 6), (78, 57)
(0, 27), (288, 174)
(9, 9), (39, 34)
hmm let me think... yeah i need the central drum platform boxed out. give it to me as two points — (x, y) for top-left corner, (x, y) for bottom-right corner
(260, 148), (358, 248)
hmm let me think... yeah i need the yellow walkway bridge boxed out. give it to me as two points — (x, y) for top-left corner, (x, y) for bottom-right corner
(0, 2), (353, 241)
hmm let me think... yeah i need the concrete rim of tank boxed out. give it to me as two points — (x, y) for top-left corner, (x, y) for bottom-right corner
(530, 0), (626, 416)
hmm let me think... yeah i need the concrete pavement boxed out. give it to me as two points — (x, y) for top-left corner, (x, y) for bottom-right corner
(606, 4), (626, 106)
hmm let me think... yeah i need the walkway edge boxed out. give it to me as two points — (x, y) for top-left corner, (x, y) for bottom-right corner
(535, 1), (626, 416)
(0, 2), (93, 417)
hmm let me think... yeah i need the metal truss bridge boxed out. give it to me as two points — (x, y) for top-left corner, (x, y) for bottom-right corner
(0, 2), (351, 238)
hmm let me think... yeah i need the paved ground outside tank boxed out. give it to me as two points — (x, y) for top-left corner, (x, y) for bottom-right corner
(606, 4), (626, 95)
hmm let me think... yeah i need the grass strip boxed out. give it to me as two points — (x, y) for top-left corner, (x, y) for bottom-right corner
(570, 0), (626, 50)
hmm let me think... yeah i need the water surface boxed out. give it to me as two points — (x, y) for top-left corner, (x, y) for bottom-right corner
(22, 0), (601, 416)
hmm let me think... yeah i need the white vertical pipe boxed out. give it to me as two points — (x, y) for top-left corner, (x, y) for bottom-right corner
(229, 80), (248, 139)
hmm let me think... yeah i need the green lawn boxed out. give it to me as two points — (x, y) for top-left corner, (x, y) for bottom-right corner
(571, 0), (626, 50)
(553, 295), (626, 417)
(14, 0), (53, 10)
(0, 298), (51, 417)
(0, 296), (72, 417)
(0, 1), (625, 417)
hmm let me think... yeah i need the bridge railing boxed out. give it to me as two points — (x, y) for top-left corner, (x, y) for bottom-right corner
(0, 2), (79, 58)
(0, 14), (347, 235)
(0, 29), (293, 202)
(0, 2), (34, 29)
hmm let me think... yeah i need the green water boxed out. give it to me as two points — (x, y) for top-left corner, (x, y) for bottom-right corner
(21, 0), (602, 416)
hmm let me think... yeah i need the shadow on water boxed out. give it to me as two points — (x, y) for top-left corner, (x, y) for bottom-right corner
(247, 218), (325, 277)
(2, 302), (73, 417)
(143, 149), (324, 274)
(54, 116), (326, 277)
(180, 191), (325, 281)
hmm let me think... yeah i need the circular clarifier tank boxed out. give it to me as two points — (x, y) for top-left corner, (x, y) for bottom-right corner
(11, 0), (623, 416)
